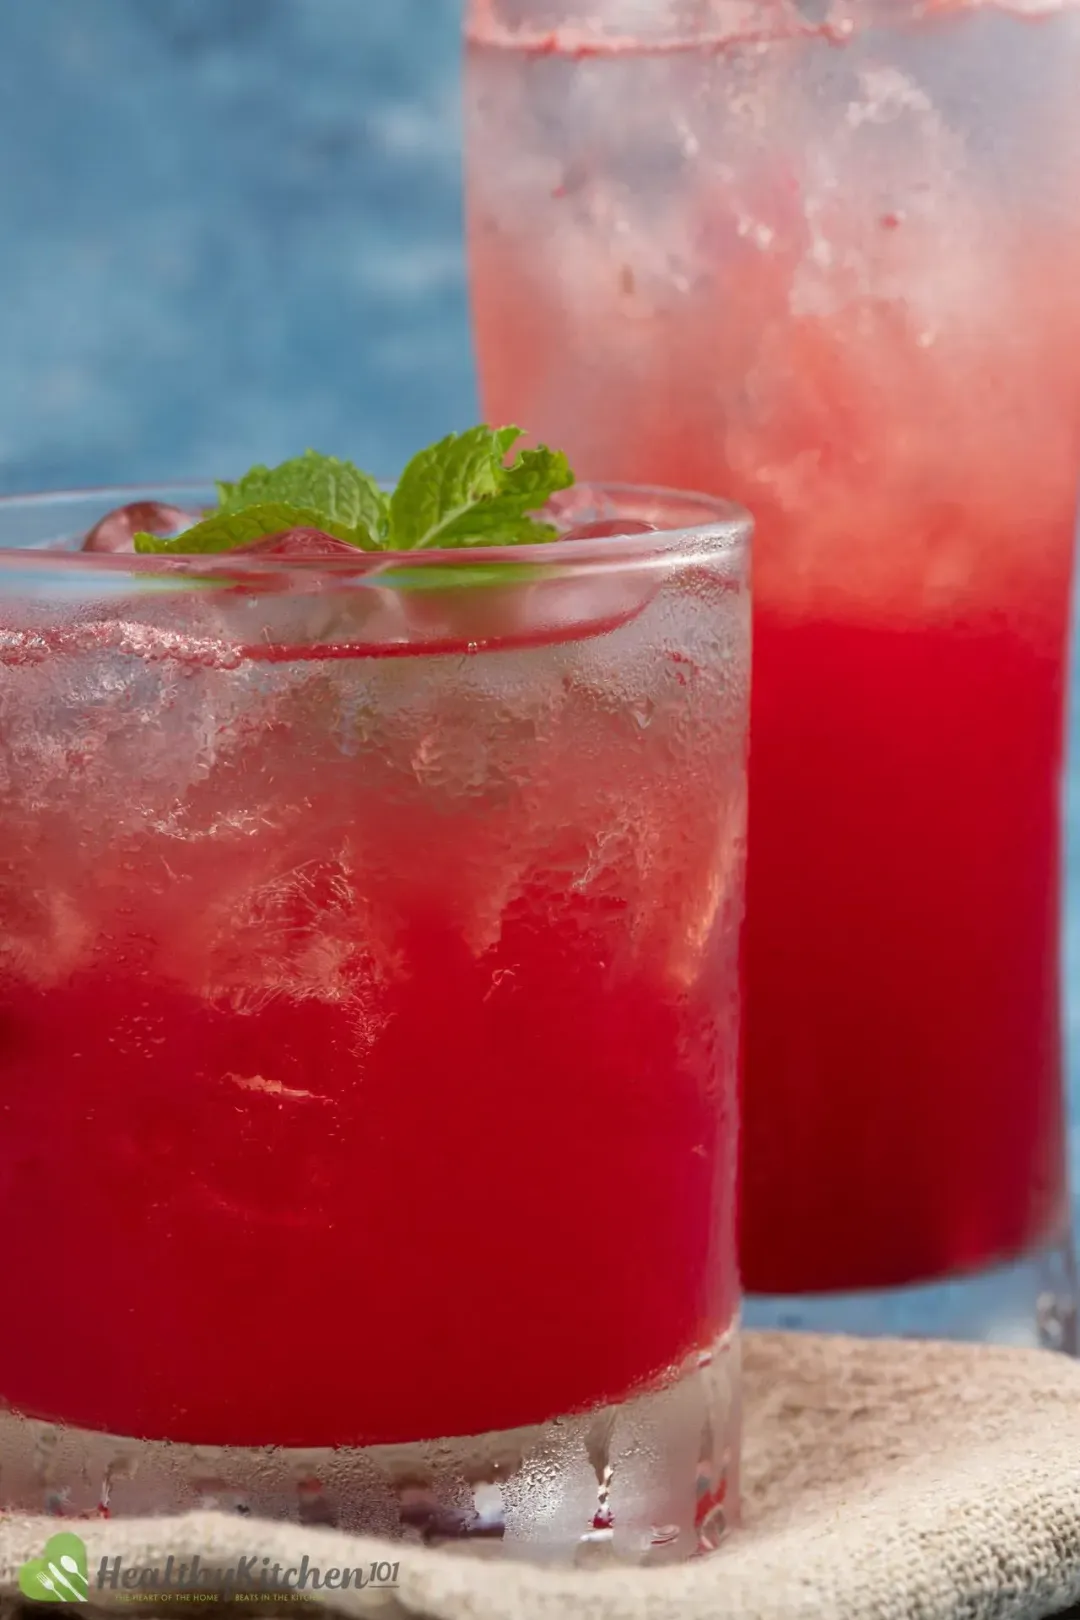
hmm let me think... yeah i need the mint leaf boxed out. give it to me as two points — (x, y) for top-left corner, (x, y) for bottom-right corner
(217, 450), (389, 542)
(130, 430), (573, 558)
(133, 503), (376, 556)
(388, 427), (573, 550)
(387, 426), (520, 551)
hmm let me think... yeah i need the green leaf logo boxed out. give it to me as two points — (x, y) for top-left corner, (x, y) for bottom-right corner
(18, 1532), (89, 1603)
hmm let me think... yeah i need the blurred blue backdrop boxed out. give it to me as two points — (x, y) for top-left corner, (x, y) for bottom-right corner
(0, 0), (474, 494)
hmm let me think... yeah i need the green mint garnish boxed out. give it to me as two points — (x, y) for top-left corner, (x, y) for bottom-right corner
(133, 427), (574, 555)
(217, 450), (388, 543)
(387, 426), (572, 550)
(138, 502), (376, 556)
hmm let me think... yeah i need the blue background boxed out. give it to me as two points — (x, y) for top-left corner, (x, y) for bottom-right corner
(0, 0), (474, 495)
(2, 0), (1078, 1337)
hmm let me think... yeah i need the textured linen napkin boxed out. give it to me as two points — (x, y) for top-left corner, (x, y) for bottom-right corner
(4, 1331), (1080, 1620)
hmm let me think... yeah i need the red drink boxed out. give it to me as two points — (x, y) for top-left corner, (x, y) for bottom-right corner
(745, 577), (1069, 1291)
(466, 1), (1080, 1307)
(0, 488), (748, 1553)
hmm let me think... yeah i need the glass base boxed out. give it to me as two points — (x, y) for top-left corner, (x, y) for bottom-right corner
(744, 1241), (1078, 1352)
(0, 1329), (739, 1567)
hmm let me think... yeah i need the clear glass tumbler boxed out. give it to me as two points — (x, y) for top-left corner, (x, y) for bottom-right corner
(0, 482), (749, 1563)
(466, 0), (1080, 1349)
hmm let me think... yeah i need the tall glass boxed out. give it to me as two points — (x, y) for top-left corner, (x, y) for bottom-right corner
(0, 483), (749, 1562)
(467, 0), (1080, 1345)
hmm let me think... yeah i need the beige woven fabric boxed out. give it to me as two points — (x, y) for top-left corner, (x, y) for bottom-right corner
(4, 1331), (1080, 1620)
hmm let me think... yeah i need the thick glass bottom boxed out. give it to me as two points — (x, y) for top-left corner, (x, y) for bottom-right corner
(0, 1328), (739, 1567)
(744, 1241), (1078, 1352)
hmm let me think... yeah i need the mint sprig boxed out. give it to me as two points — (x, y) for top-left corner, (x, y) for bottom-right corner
(138, 502), (377, 555)
(387, 427), (572, 549)
(217, 450), (389, 542)
(133, 427), (574, 556)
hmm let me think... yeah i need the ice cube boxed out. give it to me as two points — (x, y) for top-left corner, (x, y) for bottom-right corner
(82, 501), (200, 553)
(199, 529), (408, 650)
(560, 520), (658, 541)
(231, 528), (360, 559)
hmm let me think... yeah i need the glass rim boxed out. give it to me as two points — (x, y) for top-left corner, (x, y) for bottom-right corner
(0, 479), (752, 577)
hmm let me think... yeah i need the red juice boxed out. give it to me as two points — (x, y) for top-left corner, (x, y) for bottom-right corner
(743, 607), (1068, 1290)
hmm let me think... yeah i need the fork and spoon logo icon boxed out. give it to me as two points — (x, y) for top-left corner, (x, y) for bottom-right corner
(17, 1531), (89, 1603)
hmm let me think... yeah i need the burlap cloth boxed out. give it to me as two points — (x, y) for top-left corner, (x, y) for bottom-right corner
(4, 1331), (1080, 1619)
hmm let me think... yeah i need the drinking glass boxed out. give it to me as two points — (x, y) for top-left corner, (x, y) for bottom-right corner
(0, 482), (749, 1562)
(467, 0), (1080, 1347)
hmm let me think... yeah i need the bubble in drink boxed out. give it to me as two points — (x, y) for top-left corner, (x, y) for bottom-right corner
(82, 501), (199, 553)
